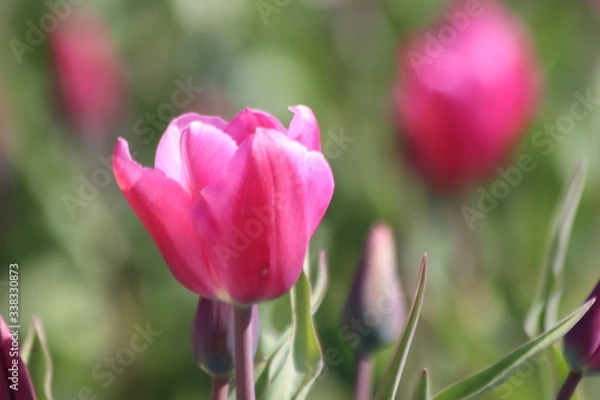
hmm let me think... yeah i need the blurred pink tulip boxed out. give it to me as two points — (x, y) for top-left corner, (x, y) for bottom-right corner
(395, 1), (540, 192)
(49, 8), (125, 136)
(1, 317), (36, 400)
(113, 106), (334, 305)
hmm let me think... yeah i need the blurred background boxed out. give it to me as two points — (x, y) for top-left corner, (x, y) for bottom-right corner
(1, 0), (600, 398)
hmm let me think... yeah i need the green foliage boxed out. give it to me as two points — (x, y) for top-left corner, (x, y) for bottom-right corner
(249, 259), (325, 399)
(22, 318), (54, 400)
(376, 255), (427, 400)
(413, 369), (431, 400)
(434, 299), (594, 400)
(525, 161), (587, 337)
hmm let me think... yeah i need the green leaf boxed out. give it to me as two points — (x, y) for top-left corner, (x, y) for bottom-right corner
(251, 270), (323, 400)
(434, 299), (594, 400)
(525, 161), (587, 337)
(21, 317), (54, 400)
(413, 369), (431, 400)
(247, 251), (327, 399)
(310, 251), (329, 314)
(375, 255), (428, 400)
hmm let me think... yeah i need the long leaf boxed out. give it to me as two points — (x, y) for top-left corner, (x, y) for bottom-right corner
(257, 271), (323, 400)
(413, 369), (431, 400)
(21, 317), (54, 400)
(434, 299), (594, 400)
(311, 251), (329, 314)
(375, 255), (428, 400)
(525, 161), (587, 337)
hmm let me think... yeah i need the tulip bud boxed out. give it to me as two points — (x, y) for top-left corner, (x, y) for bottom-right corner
(342, 224), (405, 353)
(0, 317), (36, 400)
(394, 1), (540, 192)
(49, 8), (125, 136)
(192, 298), (259, 377)
(563, 280), (600, 372)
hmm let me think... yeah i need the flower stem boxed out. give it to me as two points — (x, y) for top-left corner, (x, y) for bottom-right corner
(234, 306), (255, 400)
(355, 352), (374, 400)
(211, 376), (229, 400)
(557, 370), (583, 400)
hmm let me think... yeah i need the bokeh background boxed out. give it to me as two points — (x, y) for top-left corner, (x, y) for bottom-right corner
(1, 0), (600, 398)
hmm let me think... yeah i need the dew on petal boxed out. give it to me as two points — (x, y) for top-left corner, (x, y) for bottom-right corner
(259, 267), (269, 279)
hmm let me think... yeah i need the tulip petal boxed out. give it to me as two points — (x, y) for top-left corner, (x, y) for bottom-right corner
(180, 121), (237, 196)
(224, 108), (286, 145)
(293, 143), (335, 237)
(155, 113), (228, 192)
(193, 129), (332, 304)
(114, 138), (221, 298)
(288, 105), (322, 151)
(252, 128), (333, 238)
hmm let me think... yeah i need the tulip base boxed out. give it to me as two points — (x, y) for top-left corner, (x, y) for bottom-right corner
(234, 306), (256, 400)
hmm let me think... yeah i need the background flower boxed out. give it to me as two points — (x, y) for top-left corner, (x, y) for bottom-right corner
(395, 1), (540, 192)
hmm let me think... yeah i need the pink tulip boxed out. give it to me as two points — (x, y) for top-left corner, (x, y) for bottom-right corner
(395, 1), (540, 192)
(49, 8), (125, 135)
(113, 106), (334, 305)
(0, 317), (36, 400)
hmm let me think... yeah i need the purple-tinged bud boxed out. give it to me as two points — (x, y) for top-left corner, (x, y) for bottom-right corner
(0, 316), (36, 400)
(192, 298), (259, 377)
(342, 224), (405, 353)
(563, 280), (600, 372)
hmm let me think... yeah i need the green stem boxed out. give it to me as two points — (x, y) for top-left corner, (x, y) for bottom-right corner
(211, 376), (229, 400)
(355, 352), (374, 400)
(557, 370), (583, 400)
(233, 306), (255, 400)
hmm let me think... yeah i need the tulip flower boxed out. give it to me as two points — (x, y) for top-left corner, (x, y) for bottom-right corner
(563, 279), (600, 372)
(0, 317), (36, 400)
(394, 1), (540, 192)
(113, 106), (334, 306)
(342, 224), (405, 400)
(49, 8), (125, 136)
(192, 298), (259, 377)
